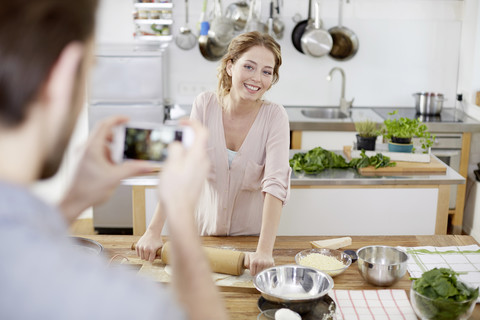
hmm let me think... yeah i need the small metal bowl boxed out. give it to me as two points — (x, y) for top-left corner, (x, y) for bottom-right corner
(70, 236), (104, 255)
(295, 248), (352, 277)
(356, 246), (408, 286)
(254, 265), (334, 311)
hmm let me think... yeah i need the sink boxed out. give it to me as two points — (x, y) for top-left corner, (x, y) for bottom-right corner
(301, 108), (349, 119)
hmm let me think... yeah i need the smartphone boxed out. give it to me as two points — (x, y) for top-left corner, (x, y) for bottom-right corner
(110, 122), (194, 164)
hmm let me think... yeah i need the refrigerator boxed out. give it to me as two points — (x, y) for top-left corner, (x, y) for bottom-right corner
(89, 43), (165, 234)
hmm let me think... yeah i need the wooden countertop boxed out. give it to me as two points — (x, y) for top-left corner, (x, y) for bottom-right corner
(86, 235), (480, 319)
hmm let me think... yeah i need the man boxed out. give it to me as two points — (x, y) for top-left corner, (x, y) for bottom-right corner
(0, 1), (226, 319)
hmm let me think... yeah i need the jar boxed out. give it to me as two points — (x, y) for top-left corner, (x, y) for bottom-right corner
(149, 10), (160, 19)
(138, 10), (148, 19)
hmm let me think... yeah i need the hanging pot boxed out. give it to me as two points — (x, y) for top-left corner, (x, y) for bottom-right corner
(300, 1), (333, 58)
(209, 0), (234, 47)
(199, 0), (229, 61)
(328, 0), (359, 61)
(225, 0), (249, 31)
(291, 0), (312, 54)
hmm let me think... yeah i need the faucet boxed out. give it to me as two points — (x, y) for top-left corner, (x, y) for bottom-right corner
(326, 67), (354, 115)
(163, 104), (172, 123)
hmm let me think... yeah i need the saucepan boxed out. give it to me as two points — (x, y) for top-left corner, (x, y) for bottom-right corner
(328, 0), (359, 61)
(291, 0), (312, 54)
(300, 1), (333, 58)
(413, 92), (446, 115)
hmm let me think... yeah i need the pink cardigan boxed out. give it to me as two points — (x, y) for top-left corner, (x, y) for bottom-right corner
(190, 92), (291, 236)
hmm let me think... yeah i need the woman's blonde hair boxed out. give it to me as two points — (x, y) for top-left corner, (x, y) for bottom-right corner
(217, 31), (282, 105)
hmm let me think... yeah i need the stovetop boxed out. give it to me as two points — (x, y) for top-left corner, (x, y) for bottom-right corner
(373, 108), (464, 123)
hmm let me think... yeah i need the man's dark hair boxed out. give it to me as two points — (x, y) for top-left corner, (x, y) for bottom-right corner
(0, 0), (98, 127)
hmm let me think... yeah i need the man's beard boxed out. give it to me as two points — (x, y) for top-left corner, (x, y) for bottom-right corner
(39, 110), (78, 179)
(39, 57), (87, 180)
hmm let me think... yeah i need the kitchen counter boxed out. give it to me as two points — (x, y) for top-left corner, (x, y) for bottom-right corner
(289, 151), (465, 187)
(121, 153), (465, 187)
(123, 155), (464, 236)
(286, 106), (480, 133)
(86, 234), (480, 320)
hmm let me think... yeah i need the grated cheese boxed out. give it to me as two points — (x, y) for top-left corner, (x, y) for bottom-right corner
(299, 253), (345, 276)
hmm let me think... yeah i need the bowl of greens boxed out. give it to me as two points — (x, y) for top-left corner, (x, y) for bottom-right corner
(410, 268), (479, 320)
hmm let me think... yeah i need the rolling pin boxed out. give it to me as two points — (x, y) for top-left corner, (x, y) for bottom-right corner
(131, 241), (246, 276)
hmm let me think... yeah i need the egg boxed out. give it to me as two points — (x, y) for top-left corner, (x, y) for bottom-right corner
(274, 308), (301, 320)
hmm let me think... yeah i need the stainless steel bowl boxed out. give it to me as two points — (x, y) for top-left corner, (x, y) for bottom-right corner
(70, 236), (104, 255)
(356, 246), (408, 286)
(254, 265), (334, 305)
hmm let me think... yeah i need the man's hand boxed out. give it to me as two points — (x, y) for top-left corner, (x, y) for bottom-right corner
(60, 116), (154, 224)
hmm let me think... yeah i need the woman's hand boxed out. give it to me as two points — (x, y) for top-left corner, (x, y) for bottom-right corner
(135, 229), (164, 262)
(244, 251), (274, 276)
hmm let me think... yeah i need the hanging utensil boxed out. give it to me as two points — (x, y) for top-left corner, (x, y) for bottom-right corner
(291, 0), (312, 54)
(267, 0), (274, 37)
(272, 0), (285, 39)
(225, 0), (249, 31)
(199, 0), (228, 61)
(175, 0), (197, 50)
(301, 0), (333, 57)
(245, 0), (267, 33)
(328, 0), (359, 61)
(209, 0), (234, 47)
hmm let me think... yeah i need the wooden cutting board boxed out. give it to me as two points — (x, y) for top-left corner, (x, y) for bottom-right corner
(343, 146), (447, 175)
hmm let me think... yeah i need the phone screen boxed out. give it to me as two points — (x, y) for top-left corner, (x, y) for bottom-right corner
(123, 126), (183, 162)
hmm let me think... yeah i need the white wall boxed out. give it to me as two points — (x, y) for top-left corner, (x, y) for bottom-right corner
(95, 0), (464, 108)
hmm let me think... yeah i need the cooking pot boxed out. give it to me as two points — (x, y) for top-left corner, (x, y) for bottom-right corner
(413, 92), (446, 115)
(300, 1), (332, 58)
(328, 0), (359, 61)
(291, 0), (312, 54)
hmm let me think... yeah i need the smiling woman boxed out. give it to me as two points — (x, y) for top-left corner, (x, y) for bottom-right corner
(135, 32), (291, 276)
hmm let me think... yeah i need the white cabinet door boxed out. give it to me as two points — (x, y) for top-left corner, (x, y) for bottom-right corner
(279, 188), (438, 236)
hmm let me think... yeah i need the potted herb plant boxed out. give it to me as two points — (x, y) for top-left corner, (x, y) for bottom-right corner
(354, 119), (379, 151)
(381, 110), (435, 153)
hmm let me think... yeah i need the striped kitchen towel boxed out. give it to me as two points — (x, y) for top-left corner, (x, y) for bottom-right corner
(398, 245), (480, 291)
(331, 289), (417, 320)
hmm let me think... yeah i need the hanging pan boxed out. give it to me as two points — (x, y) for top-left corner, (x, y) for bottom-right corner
(328, 0), (359, 61)
(291, 0), (312, 54)
(300, 1), (332, 57)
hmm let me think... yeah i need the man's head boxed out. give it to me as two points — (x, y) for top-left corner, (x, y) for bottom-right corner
(0, 0), (98, 179)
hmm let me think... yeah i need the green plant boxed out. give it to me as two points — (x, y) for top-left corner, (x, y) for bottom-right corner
(381, 110), (435, 153)
(411, 268), (478, 320)
(289, 147), (395, 174)
(354, 119), (379, 138)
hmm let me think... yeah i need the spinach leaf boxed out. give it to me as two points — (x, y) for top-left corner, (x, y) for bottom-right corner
(411, 268), (479, 319)
(289, 147), (395, 174)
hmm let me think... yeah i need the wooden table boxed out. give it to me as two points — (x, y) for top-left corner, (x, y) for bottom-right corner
(87, 235), (480, 319)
